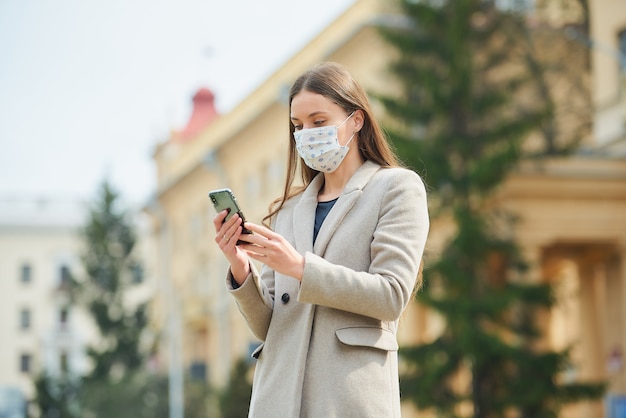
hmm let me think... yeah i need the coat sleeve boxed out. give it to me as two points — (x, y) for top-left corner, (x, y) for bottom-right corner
(226, 261), (275, 341)
(298, 169), (429, 321)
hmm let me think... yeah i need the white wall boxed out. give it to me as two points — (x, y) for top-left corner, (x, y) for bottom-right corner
(0, 198), (93, 409)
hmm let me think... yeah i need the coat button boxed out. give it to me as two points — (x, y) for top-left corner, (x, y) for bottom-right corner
(281, 293), (290, 304)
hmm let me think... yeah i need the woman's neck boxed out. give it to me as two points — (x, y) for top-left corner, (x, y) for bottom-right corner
(318, 154), (364, 201)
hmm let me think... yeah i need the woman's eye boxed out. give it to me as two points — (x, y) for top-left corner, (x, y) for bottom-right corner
(314, 120), (325, 126)
(293, 125), (303, 131)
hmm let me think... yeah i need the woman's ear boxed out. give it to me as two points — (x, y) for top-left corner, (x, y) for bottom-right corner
(353, 109), (365, 132)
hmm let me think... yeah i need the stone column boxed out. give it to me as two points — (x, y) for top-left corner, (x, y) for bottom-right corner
(606, 245), (626, 394)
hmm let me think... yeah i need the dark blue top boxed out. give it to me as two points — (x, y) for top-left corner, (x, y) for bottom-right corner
(313, 198), (338, 244)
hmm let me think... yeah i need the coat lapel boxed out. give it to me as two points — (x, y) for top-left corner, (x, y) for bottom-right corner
(292, 174), (325, 254)
(313, 161), (381, 256)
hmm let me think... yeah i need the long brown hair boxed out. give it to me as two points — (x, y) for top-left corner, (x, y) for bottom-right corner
(263, 62), (401, 225)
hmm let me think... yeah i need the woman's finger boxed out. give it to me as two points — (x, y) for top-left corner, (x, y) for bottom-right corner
(213, 210), (229, 231)
(214, 213), (243, 248)
(243, 222), (281, 240)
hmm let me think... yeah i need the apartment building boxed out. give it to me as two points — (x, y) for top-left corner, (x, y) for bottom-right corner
(0, 197), (93, 417)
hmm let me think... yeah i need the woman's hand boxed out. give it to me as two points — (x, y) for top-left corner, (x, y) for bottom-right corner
(237, 222), (305, 281)
(213, 211), (250, 285)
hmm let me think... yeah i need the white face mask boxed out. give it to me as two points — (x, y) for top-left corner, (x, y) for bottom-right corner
(293, 112), (355, 173)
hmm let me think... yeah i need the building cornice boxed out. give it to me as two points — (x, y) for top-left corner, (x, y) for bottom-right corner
(501, 157), (626, 200)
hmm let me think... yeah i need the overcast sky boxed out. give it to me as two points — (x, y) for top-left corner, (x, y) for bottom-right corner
(0, 0), (354, 207)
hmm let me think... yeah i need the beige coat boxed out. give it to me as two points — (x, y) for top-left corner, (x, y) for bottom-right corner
(227, 161), (429, 417)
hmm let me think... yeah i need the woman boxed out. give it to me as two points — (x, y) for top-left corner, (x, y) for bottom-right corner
(214, 62), (429, 417)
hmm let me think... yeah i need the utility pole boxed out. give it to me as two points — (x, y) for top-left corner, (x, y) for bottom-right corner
(149, 201), (184, 418)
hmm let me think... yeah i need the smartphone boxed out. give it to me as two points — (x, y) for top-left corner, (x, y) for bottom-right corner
(208, 188), (252, 243)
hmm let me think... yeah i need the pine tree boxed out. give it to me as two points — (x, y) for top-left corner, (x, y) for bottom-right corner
(375, 1), (604, 416)
(31, 181), (166, 418)
(32, 373), (80, 418)
(74, 180), (166, 417)
(77, 180), (146, 381)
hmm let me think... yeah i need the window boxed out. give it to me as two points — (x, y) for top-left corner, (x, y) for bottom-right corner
(246, 174), (261, 201)
(19, 308), (31, 330)
(59, 265), (71, 286)
(59, 307), (69, 327)
(495, 0), (534, 12)
(190, 212), (202, 245)
(617, 29), (626, 74)
(267, 159), (284, 187)
(131, 263), (144, 284)
(60, 352), (69, 373)
(189, 361), (207, 381)
(20, 264), (32, 284)
(20, 354), (31, 373)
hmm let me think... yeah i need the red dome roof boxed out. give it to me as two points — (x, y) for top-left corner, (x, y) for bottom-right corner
(176, 87), (218, 142)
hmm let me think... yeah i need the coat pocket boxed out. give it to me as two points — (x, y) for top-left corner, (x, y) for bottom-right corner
(335, 326), (398, 351)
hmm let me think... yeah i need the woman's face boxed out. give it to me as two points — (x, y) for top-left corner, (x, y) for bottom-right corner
(290, 90), (354, 146)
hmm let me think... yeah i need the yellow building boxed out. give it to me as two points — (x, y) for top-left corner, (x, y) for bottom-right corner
(145, 0), (626, 416)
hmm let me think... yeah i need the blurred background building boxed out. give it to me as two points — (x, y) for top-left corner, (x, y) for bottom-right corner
(0, 196), (156, 417)
(144, 0), (625, 417)
(0, 198), (93, 417)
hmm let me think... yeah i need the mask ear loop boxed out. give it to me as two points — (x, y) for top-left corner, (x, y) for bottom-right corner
(340, 132), (355, 149)
(338, 111), (356, 128)
(337, 111), (357, 147)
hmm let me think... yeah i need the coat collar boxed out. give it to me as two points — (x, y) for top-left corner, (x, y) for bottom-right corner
(292, 161), (381, 255)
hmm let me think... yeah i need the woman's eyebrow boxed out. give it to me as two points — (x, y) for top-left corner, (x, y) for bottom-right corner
(290, 110), (328, 121)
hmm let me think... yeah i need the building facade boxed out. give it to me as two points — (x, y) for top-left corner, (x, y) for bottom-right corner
(146, 0), (626, 417)
(0, 194), (158, 417)
(0, 198), (93, 417)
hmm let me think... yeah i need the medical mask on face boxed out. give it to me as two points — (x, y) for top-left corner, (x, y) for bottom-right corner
(293, 112), (356, 173)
